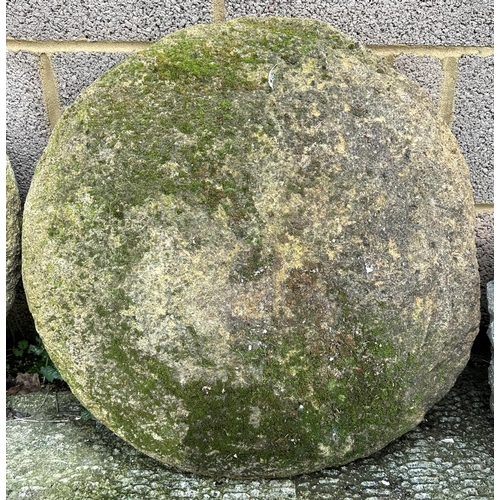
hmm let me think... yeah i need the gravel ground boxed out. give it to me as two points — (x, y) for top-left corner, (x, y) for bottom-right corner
(6, 353), (493, 500)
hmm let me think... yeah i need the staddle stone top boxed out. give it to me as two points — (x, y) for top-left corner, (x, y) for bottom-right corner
(23, 17), (480, 478)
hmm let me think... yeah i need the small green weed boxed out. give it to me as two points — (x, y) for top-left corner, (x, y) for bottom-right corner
(80, 409), (96, 421)
(12, 339), (29, 358)
(7, 337), (64, 383)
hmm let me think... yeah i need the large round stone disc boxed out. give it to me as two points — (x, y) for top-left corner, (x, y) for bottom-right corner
(22, 17), (480, 478)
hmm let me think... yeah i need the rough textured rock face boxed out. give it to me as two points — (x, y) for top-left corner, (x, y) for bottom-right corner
(487, 280), (494, 414)
(22, 17), (480, 478)
(6, 157), (22, 313)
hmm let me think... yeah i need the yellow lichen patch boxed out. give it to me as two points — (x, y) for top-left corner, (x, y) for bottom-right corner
(412, 295), (435, 325)
(413, 297), (424, 319)
(341, 57), (354, 70)
(301, 58), (319, 76)
(388, 238), (401, 260)
(275, 235), (309, 282)
(252, 130), (274, 146)
(326, 247), (337, 261)
(310, 102), (321, 117)
(374, 194), (387, 211)
(411, 294), (438, 348)
(334, 135), (346, 154)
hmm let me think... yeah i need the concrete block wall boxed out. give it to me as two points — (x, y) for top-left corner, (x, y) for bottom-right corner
(6, 0), (493, 340)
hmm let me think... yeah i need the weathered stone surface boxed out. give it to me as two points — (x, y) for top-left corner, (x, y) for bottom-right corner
(6, 156), (22, 313)
(22, 17), (480, 478)
(487, 280), (494, 414)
